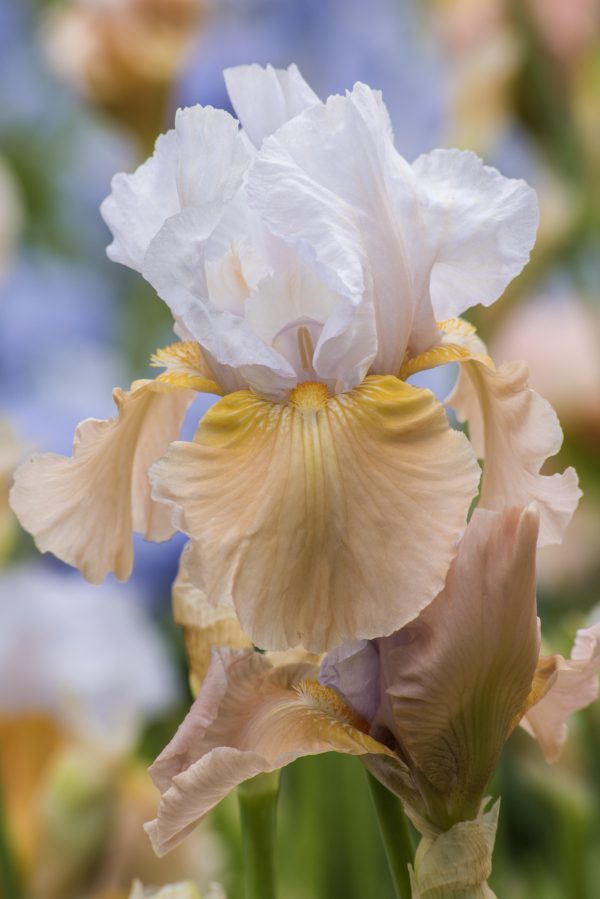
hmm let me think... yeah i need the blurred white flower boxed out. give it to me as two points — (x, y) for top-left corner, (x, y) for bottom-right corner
(0, 564), (179, 749)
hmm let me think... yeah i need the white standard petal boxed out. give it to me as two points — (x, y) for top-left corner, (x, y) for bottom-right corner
(412, 148), (539, 320)
(224, 63), (320, 148)
(101, 129), (180, 273)
(174, 105), (250, 209)
(143, 206), (297, 399)
(101, 105), (250, 274)
(247, 82), (436, 379)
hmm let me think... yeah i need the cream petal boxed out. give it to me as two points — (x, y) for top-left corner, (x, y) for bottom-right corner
(412, 148), (539, 321)
(448, 357), (581, 546)
(383, 507), (540, 824)
(247, 82), (437, 378)
(172, 546), (252, 694)
(521, 624), (600, 762)
(151, 375), (479, 652)
(10, 381), (193, 583)
(146, 649), (390, 855)
(101, 129), (180, 272)
(224, 63), (320, 148)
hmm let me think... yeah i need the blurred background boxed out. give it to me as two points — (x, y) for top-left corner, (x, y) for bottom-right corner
(0, 0), (599, 897)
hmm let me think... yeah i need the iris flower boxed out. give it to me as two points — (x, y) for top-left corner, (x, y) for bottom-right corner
(11, 64), (580, 651)
(144, 506), (600, 895)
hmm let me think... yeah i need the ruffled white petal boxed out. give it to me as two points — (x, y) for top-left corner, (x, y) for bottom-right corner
(521, 624), (600, 762)
(247, 82), (437, 377)
(412, 149), (539, 320)
(10, 381), (193, 583)
(143, 206), (297, 399)
(448, 358), (581, 546)
(224, 63), (320, 148)
(173, 105), (250, 209)
(101, 129), (180, 272)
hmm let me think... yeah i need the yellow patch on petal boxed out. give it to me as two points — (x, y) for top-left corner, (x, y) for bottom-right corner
(399, 318), (491, 380)
(296, 679), (369, 732)
(172, 548), (252, 695)
(151, 374), (480, 652)
(151, 341), (224, 395)
(10, 379), (194, 583)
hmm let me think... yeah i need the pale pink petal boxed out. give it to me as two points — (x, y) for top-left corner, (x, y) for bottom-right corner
(10, 381), (193, 583)
(146, 649), (390, 855)
(224, 63), (320, 148)
(448, 358), (581, 546)
(412, 149), (539, 321)
(151, 375), (479, 652)
(382, 507), (540, 820)
(521, 624), (600, 762)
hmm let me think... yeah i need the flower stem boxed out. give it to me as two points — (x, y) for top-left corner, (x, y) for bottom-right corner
(366, 771), (415, 899)
(238, 771), (280, 899)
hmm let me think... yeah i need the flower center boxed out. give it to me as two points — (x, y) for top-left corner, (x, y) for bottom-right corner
(288, 381), (330, 410)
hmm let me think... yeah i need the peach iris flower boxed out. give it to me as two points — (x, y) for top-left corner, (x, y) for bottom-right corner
(11, 65), (579, 651)
(145, 506), (600, 895)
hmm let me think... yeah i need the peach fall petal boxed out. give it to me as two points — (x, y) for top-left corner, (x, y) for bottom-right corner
(151, 375), (480, 651)
(448, 357), (581, 546)
(521, 624), (600, 762)
(10, 380), (194, 582)
(383, 506), (541, 824)
(146, 649), (391, 855)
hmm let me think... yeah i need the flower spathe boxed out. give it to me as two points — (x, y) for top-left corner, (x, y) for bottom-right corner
(10, 64), (580, 650)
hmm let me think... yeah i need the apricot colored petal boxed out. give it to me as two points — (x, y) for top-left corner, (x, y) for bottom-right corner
(10, 381), (193, 582)
(172, 547), (252, 694)
(448, 357), (581, 546)
(521, 624), (600, 762)
(146, 649), (390, 855)
(151, 375), (479, 652)
(384, 507), (540, 822)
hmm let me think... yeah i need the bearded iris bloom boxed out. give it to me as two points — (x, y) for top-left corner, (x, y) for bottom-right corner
(10, 64), (580, 651)
(144, 506), (600, 895)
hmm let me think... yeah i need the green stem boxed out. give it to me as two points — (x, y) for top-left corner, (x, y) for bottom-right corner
(0, 777), (23, 899)
(238, 771), (280, 899)
(367, 771), (415, 899)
